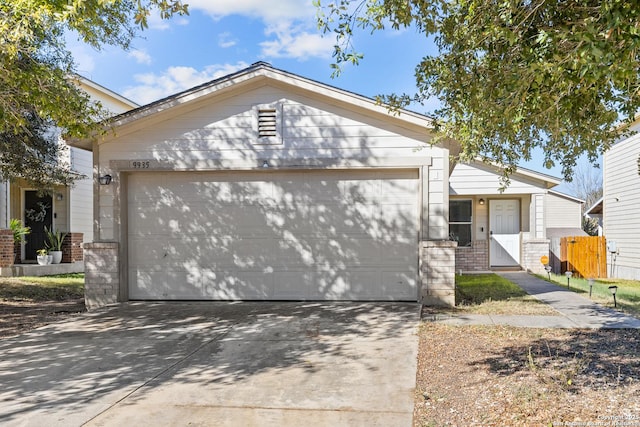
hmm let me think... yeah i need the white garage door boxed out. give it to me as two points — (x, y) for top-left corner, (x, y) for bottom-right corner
(128, 169), (419, 301)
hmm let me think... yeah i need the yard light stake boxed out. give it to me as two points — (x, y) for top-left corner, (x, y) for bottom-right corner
(588, 278), (594, 298)
(565, 271), (573, 289)
(609, 285), (618, 308)
(544, 265), (552, 280)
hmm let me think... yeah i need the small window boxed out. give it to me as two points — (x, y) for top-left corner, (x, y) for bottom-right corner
(449, 199), (472, 247)
(253, 103), (282, 144)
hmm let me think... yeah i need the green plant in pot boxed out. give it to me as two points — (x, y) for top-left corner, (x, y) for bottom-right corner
(9, 219), (30, 264)
(36, 248), (50, 265)
(44, 226), (67, 264)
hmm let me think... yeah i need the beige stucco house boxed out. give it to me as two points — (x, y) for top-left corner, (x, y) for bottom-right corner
(72, 62), (457, 308)
(0, 77), (138, 264)
(72, 63), (584, 308)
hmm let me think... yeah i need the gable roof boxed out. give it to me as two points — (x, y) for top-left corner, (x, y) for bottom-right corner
(451, 159), (562, 190)
(548, 189), (585, 204)
(70, 62), (438, 151)
(585, 197), (603, 215)
(74, 75), (139, 113)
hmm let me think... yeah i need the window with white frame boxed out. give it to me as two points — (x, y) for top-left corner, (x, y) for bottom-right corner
(449, 199), (472, 247)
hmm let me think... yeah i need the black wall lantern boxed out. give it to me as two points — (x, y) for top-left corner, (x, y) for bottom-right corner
(99, 174), (112, 185)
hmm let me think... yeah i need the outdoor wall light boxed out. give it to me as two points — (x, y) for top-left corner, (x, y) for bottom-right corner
(56, 193), (63, 201)
(262, 160), (270, 168)
(99, 174), (112, 185)
(479, 198), (485, 205)
(565, 271), (573, 289)
(609, 285), (618, 308)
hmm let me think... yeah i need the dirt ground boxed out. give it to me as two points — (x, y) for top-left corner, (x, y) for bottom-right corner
(0, 299), (85, 338)
(414, 323), (640, 426)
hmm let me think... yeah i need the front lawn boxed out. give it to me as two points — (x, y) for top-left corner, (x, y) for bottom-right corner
(0, 273), (84, 302)
(451, 273), (558, 315)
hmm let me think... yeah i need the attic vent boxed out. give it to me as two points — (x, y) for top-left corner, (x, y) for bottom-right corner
(258, 108), (277, 138)
(253, 103), (282, 145)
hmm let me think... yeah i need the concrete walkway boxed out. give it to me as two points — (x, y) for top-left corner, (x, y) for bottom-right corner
(424, 271), (640, 329)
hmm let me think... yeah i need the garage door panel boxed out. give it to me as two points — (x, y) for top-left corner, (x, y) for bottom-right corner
(129, 269), (194, 299)
(340, 179), (379, 202)
(273, 271), (313, 299)
(311, 270), (380, 300)
(129, 238), (169, 266)
(128, 170), (418, 301)
(231, 238), (276, 268)
(314, 237), (381, 266)
(201, 271), (274, 299)
(277, 178), (342, 203)
(382, 271), (417, 300)
(379, 240), (416, 264)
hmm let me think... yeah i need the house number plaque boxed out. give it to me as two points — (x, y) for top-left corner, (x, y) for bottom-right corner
(130, 160), (151, 169)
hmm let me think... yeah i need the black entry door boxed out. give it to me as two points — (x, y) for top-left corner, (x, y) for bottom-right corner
(24, 191), (53, 260)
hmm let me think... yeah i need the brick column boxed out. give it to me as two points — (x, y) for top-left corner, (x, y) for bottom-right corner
(0, 229), (13, 268)
(62, 233), (84, 263)
(420, 240), (457, 306)
(84, 242), (120, 310)
(522, 239), (550, 275)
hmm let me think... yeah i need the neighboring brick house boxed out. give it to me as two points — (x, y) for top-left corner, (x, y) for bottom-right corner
(0, 77), (138, 266)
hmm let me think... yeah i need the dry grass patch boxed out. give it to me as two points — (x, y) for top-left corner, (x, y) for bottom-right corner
(0, 274), (85, 338)
(414, 324), (640, 426)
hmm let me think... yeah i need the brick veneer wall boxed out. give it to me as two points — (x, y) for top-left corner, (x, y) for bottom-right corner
(522, 239), (550, 274)
(0, 229), (13, 268)
(420, 240), (457, 306)
(455, 240), (489, 272)
(62, 233), (84, 263)
(84, 242), (119, 310)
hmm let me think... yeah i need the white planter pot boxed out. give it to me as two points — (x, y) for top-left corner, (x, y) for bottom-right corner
(50, 251), (62, 264)
(37, 255), (49, 265)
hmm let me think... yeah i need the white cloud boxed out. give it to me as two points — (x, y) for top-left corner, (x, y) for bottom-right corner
(188, 0), (331, 61)
(65, 38), (96, 75)
(122, 62), (250, 104)
(187, 0), (311, 23)
(260, 23), (333, 60)
(146, 11), (190, 30)
(218, 32), (237, 48)
(128, 49), (153, 65)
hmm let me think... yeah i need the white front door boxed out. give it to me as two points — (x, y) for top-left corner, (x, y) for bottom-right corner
(489, 199), (520, 267)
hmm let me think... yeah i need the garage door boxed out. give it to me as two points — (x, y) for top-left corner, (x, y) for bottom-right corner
(128, 169), (419, 300)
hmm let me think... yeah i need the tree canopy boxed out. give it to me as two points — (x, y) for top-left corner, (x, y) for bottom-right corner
(316, 0), (640, 182)
(0, 0), (187, 187)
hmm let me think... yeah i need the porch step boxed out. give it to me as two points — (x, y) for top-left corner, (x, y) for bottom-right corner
(490, 266), (524, 272)
(0, 262), (84, 277)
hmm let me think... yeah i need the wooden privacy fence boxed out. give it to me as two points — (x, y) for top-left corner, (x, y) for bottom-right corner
(549, 236), (607, 279)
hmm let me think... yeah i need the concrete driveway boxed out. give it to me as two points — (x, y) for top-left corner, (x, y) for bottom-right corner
(0, 302), (419, 426)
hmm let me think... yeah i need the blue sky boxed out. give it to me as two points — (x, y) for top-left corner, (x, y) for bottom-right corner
(67, 0), (586, 194)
